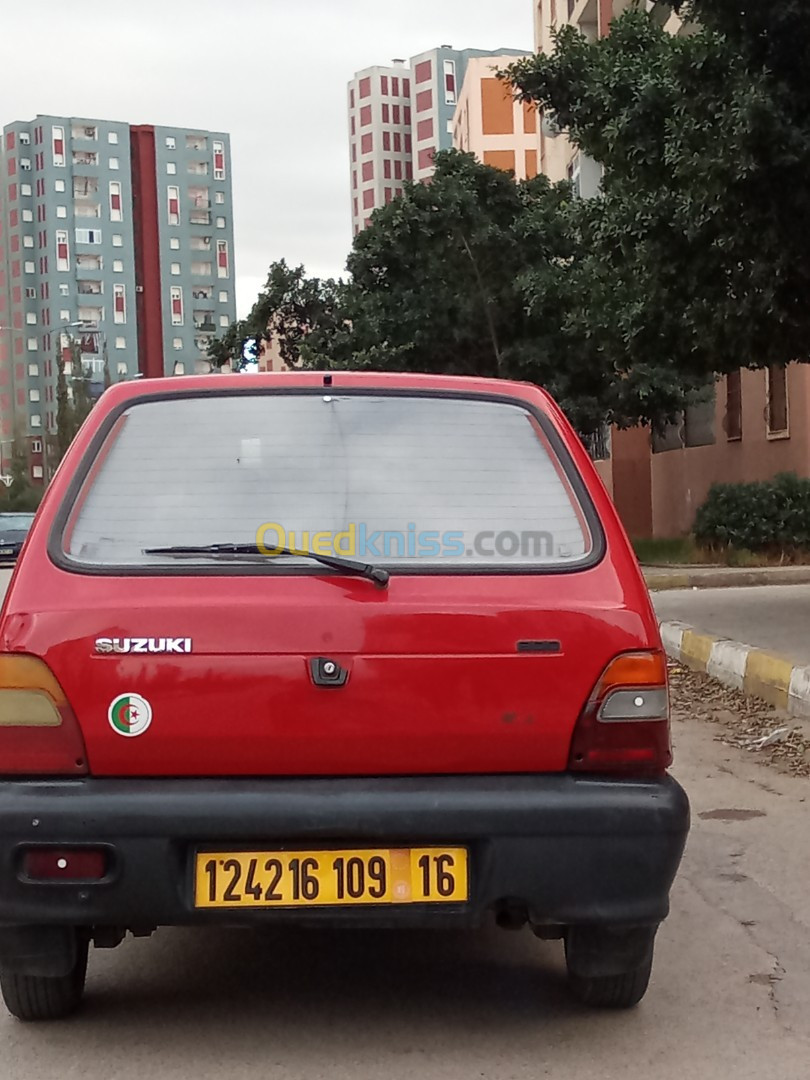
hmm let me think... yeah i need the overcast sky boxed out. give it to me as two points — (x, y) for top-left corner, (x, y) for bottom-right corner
(1, 0), (532, 316)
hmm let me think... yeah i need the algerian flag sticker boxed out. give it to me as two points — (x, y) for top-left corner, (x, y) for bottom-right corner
(108, 693), (152, 738)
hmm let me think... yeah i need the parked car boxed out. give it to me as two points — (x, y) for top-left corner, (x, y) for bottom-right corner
(0, 372), (689, 1021)
(0, 512), (35, 563)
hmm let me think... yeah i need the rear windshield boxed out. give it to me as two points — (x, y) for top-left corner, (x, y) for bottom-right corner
(60, 392), (596, 570)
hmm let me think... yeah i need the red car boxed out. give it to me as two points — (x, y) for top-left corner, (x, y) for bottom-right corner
(0, 372), (688, 1020)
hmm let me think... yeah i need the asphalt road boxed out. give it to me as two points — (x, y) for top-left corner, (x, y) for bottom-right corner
(654, 584), (810, 666)
(1, 572), (809, 1077)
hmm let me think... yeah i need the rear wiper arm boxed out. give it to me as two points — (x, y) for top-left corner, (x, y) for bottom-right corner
(143, 543), (390, 589)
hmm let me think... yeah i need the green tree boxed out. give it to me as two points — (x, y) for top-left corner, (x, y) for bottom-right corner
(333, 151), (704, 432)
(0, 435), (42, 512)
(209, 260), (349, 371)
(503, 0), (810, 382)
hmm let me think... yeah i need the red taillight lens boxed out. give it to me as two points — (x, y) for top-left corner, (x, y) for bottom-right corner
(0, 655), (87, 776)
(569, 651), (672, 775)
(23, 848), (106, 881)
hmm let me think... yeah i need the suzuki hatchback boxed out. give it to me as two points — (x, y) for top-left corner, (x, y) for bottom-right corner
(0, 372), (689, 1020)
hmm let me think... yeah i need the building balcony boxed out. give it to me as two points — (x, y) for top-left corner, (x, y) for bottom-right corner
(75, 204), (102, 219)
(193, 320), (216, 332)
(190, 210), (211, 225)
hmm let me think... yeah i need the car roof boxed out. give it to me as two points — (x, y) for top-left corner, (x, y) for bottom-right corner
(96, 371), (556, 408)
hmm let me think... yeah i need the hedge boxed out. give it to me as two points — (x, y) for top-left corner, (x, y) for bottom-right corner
(694, 473), (810, 553)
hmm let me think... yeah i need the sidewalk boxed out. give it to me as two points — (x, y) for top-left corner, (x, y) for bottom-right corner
(644, 564), (810, 591)
(654, 584), (810, 719)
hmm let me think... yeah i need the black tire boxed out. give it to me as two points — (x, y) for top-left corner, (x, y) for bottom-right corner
(0, 938), (88, 1021)
(567, 949), (653, 1009)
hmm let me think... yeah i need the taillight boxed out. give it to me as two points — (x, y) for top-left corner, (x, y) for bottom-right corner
(568, 651), (672, 775)
(0, 655), (87, 776)
(22, 848), (107, 881)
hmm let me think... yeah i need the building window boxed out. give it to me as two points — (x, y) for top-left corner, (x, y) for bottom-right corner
(110, 234), (122, 249)
(381, 75), (389, 95)
(29, 389), (40, 402)
(392, 105), (401, 125)
(216, 216), (226, 228)
(117, 361), (127, 376)
(56, 229), (70, 271)
(170, 262), (181, 275)
(416, 89), (433, 113)
(108, 131), (119, 144)
(444, 60), (457, 105)
(27, 338), (37, 351)
(724, 370), (742, 441)
(363, 189), (375, 210)
(218, 290), (229, 303)
(392, 77), (400, 96)
(216, 239), (229, 279)
(384, 160), (392, 179)
(24, 261), (35, 273)
(113, 284), (126, 324)
(59, 284), (70, 296)
(393, 132), (402, 153)
(32, 465), (44, 480)
(213, 140), (226, 181)
(767, 364), (789, 436)
(112, 259), (124, 272)
(26, 312), (37, 325)
(23, 236), (34, 248)
(115, 336), (126, 349)
(359, 76), (371, 99)
(109, 157), (120, 170)
(56, 205), (67, 218)
(54, 179), (66, 193)
(418, 147), (436, 171)
(361, 133), (373, 155)
(173, 337), (183, 350)
(383, 131), (391, 151)
(170, 286), (184, 326)
(28, 363), (39, 377)
(215, 191), (225, 204)
(360, 105), (372, 127)
(26, 287), (37, 298)
(31, 415), (42, 429)
(168, 185), (180, 226)
(382, 104), (390, 123)
(109, 180), (123, 221)
(59, 310), (70, 321)
(219, 315), (230, 327)
(20, 183), (32, 197)
(166, 136), (176, 149)
(31, 438), (42, 452)
(166, 162), (177, 175)
(52, 125), (65, 166)
(22, 209), (33, 222)
(74, 227), (102, 244)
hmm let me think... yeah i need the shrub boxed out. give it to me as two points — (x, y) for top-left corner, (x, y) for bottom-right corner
(694, 473), (810, 554)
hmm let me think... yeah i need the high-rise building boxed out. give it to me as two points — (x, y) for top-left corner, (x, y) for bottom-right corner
(453, 54), (538, 180)
(0, 115), (236, 481)
(347, 46), (528, 233)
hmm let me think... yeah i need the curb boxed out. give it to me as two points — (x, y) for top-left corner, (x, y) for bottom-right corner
(645, 567), (810, 591)
(660, 620), (810, 719)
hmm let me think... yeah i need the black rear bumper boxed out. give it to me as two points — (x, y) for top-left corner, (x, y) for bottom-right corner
(0, 774), (689, 931)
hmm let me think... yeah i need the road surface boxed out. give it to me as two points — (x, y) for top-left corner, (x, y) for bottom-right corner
(654, 584), (810, 666)
(1, 574), (809, 1078)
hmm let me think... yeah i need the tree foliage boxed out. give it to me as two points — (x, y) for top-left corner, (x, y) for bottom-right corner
(216, 2), (810, 432)
(208, 260), (348, 371)
(504, 1), (810, 379)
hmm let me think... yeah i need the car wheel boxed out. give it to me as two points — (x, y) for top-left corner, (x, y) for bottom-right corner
(566, 951), (653, 1008)
(0, 937), (88, 1021)
(564, 926), (655, 1009)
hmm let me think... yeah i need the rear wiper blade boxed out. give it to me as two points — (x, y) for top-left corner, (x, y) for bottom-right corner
(143, 543), (390, 589)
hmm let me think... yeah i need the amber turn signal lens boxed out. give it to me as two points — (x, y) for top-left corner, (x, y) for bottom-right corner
(0, 655), (87, 776)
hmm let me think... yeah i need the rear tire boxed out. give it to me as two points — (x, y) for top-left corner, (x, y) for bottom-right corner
(567, 951), (653, 1008)
(0, 938), (88, 1021)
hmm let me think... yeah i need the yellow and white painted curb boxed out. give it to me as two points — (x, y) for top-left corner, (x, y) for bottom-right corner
(660, 620), (810, 719)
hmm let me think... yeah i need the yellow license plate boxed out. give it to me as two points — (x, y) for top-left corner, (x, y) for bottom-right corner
(194, 847), (468, 909)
